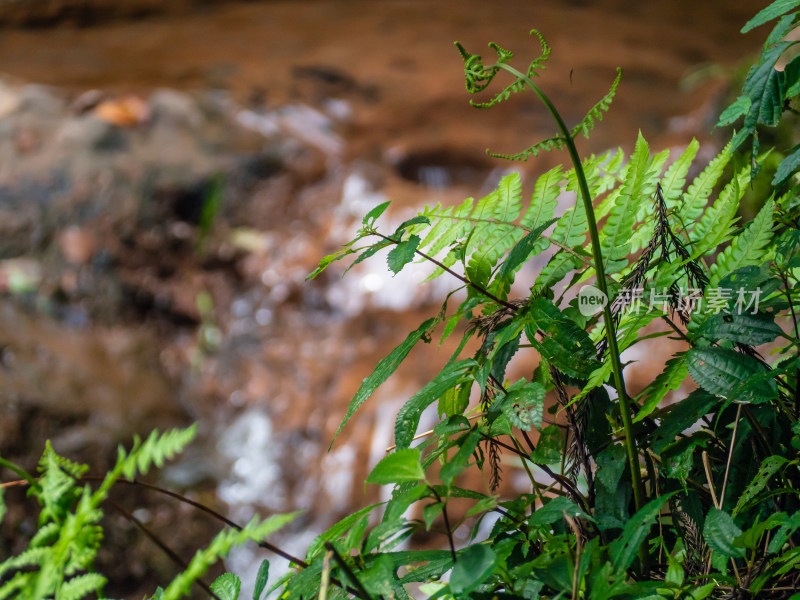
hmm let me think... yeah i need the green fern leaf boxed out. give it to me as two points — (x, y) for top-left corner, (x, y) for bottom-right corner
(0, 547), (50, 580)
(60, 573), (107, 600)
(521, 165), (563, 230)
(691, 166), (750, 257)
(163, 513), (298, 600)
(487, 135), (566, 161)
(678, 140), (733, 228)
(600, 132), (656, 273)
(466, 173), (525, 286)
(570, 68), (623, 139)
(710, 198), (775, 287)
(418, 197), (474, 260)
(123, 424), (198, 479)
(660, 139), (699, 209)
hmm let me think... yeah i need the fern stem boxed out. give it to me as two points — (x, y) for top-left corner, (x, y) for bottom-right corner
(496, 63), (647, 567)
(372, 231), (518, 310)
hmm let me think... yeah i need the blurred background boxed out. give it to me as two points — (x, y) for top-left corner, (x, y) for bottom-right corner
(0, 0), (768, 597)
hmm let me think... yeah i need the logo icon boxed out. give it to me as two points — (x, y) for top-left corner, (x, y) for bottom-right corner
(577, 285), (608, 316)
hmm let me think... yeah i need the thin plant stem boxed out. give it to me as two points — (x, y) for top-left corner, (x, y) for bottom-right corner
(430, 487), (458, 563)
(324, 542), (375, 600)
(496, 62), (646, 567)
(109, 499), (221, 600)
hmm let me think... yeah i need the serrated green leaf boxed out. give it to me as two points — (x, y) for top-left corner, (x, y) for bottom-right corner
(211, 573), (242, 600)
(634, 353), (688, 422)
(394, 359), (475, 449)
(498, 382), (545, 430)
(773, 143), (800, 186)
(367, 448), (425, 485)
(687, 346), (772, 403)
(449, 545), (497, 595)
(387, 235), (421, 274)
(440, 429), (482, 487)
(529, 496), (590, 527)
(704, 508), (746, 558)
(733, 456), (789, 515)
(696, 312), (782, 346)
(307, 503), (384, 559)
(530, 425), (563, 464)
(306, 247), (356, 281)
(332, 317), (439, 448)
(742, 0), (800, 32)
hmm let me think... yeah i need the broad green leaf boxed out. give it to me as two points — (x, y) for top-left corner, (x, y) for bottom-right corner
(253, 560), (269, 600)
(211, 573), (242, 600)
(742, 0), (800, 32)
(423, 502), (445, 530)
(634, 353), (688, 422)
(733, 456), (789, 515)
(367, 448), (425, 485)
(523, 297), (600, 379)
(686, 347), (773, 403)
(653, 389), (719, 453)
(610, 493), (675, 572)
(332, 317), (439, 447)
(704, 508), (745, 558)
(530, 425), (563, 464)
(529, 496), (590, 527)
(773, 143), (800, 186)
(696, 312), (782, 346)
(495, 218), (558, 284)
(596, 444), (627, 492)
(440, 429), (483, 487)
(387, 235), (421, 274)
(394, 359), (476, 449)
(498, 382), (545, 430)
(449, 545), (497, 595)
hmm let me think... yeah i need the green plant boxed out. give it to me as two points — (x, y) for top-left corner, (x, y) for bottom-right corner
(296, 2), (800, 598)
(4, 1), (800, 599)
(0, 428), (297, 600)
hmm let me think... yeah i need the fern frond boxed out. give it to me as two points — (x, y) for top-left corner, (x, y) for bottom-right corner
(709, 198), (775, 287)
(465, 173), (523, 280)
(677, 140), (733, 229)
(59, 572), (107, 600)
(691, 165), (750, 257)
(487, 135), (565, 161)
(470, 79), (526, 109)
(526, 29), (551, 76)
(162, 513), (299, 600)
(599, 133), (658, 274)
(659, 139), (700, 209)
(521, 164), (563, 230)
(570, 68), (623, 139)
(122, 424), (198, 480)
(0, 547), (50, 580)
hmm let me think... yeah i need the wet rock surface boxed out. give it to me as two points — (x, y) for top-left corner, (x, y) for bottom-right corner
(0, 1), (767, 596)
